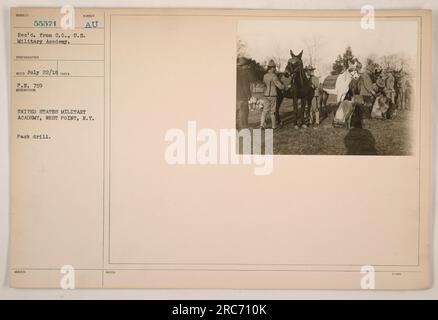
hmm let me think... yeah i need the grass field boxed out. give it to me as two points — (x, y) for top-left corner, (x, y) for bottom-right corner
(246, 97), (413, 155)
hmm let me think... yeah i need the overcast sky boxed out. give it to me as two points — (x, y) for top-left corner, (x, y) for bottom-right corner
(238, 19), (418, 78)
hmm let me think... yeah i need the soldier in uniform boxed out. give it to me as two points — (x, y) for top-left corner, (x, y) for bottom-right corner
(374, 69), (396, 119)
(384, 69), (396, 116)
(236, 57), (254, 129)
(358, 65), (377, 118)
(304, 65), (321, 127)
(261, 59), (285, 129)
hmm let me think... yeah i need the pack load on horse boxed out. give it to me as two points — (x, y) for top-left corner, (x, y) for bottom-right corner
(248, 96), (265, 111)
(321, 60), (360, 128)
(371, 94), (390, 119)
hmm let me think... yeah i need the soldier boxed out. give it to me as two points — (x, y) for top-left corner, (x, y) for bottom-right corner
(395, 70), (408, 110)
(305, 65), (320, 127)
(376, 69), (396, 118)
(382, 69), (395, 99)
(236, 57), (254, 129)
(358, 65), (377, 118)
(261, 59), (284, 129)
(384, 69), (396, 116)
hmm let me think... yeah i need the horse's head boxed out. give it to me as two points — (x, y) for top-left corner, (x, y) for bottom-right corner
(286, 50), (304, 75)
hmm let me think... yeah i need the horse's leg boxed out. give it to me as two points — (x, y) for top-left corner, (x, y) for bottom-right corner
(397, 90), (404, 110)
(311, 95), (319, 125)
(293, 94), (300, 127)
(301, 96), (308, 127)
(321, 91), (328, 120)
(300, 97), (305, 127)
(275, 93), (284, 126)
(305, 95), (312, 126)
(307, 94), (312, 125)
(309, 97), (314, 125)
(401, 91), (404, 110)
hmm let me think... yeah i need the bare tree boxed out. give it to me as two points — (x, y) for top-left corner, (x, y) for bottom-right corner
(381, 54), (399, 70)
(270, 44), (287, 71)
(378, 53), (414, 75)
(303, 35), (323, 68)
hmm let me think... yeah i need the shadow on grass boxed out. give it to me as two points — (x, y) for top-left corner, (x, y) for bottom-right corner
(344, 127), (377, 155)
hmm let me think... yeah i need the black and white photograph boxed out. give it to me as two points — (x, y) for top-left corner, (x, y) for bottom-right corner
(236, 19), (417, 155)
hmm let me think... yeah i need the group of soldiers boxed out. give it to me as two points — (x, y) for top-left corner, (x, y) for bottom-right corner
(236, 56), (323, 130)
(236, 56), (411, 130)
(356, 63), (411, 119)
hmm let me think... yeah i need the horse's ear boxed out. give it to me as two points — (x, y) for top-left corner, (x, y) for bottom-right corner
(297, 50), (303, 59)
(290, 50), (295, 57)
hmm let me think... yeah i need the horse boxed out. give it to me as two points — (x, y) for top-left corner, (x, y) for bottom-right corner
(276, 50), (314, 128)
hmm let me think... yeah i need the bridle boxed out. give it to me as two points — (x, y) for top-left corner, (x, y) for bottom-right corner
(287, 61), (305, 86)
